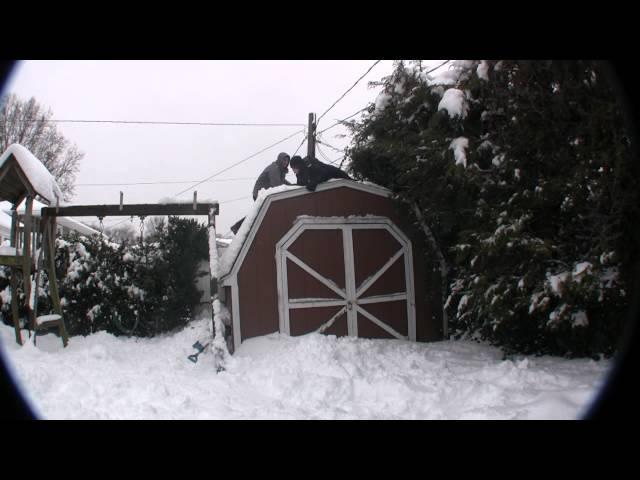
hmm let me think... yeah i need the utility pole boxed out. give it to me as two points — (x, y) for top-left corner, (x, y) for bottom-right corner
(307, 112), (316, 160)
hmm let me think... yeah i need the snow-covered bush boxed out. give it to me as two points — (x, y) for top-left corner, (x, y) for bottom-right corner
(1, 216), (209, 338)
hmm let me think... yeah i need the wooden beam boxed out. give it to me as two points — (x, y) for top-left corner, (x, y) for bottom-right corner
(8, 205), (22, 345)
(44, 217), (67, 347)
(0, 255), (29, 267)
(41, 203), (219, 218)
(208, 208), (218, 297)
(22, 197), (33, 327)
(10, 268), (22, 345)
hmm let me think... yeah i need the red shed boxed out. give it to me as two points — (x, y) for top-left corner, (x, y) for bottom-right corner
(218, 179), (442, 353)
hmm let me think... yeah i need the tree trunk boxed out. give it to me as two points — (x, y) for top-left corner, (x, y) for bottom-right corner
(411, 202), (449, 338)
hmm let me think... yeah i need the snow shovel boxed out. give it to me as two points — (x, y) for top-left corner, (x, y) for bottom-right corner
(188, 340), (210, 363)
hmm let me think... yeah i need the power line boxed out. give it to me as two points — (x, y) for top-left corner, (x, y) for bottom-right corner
(423, 59), (452, 76)
(315, 60), (451, 136)
(220, 196), (251, 205)
(315, 143), (332, 163)
(76, 177), (255, 187)
(316, 60), (382, 125)
(316, 138), (344, 155)
(317, 107), (369, 135)
(315, 143), (345, 167)
(173, 129), (305, 198)
(292, 136), (307, 156)
(6, 119), (306, 127)
(331, 156), (345, 166)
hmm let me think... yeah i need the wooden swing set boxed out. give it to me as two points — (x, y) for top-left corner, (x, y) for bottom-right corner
(0, 150), (68, 346)
(1, 149), (219, 348)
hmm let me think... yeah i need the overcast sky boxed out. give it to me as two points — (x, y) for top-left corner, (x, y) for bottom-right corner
(2, 60), (443, 234)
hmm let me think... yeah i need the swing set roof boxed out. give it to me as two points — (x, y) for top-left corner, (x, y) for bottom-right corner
(0, 144), (64, 207)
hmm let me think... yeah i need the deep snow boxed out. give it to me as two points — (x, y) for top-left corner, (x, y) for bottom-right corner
(0, 319), (611, 419)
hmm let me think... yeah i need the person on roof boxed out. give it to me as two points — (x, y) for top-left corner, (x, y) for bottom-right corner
(289, 155), (351, 192)
(231, 152), (294, 235)
(252, 152), (293, 201)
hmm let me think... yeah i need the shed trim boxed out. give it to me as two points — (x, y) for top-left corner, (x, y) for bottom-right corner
(231, 275), (241, 353)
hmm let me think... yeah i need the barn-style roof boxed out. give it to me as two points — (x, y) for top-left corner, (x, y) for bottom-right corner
(0, 144), (64, 206)
(219, 179), (391, 281)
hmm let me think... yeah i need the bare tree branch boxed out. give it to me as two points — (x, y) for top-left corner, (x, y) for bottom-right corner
(0, 93), (83, 201)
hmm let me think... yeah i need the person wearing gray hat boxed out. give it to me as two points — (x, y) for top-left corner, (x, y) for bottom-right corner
(230, 152), (293, 234)
(251, 152), (292, 200)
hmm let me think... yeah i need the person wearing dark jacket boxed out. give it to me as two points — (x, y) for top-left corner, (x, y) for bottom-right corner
(252, 152), (293, 200)
(289, 155), (351, 192)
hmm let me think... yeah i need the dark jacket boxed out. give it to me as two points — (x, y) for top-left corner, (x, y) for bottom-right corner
(295, 157), (351, 191)
(252, 160), (292, 200)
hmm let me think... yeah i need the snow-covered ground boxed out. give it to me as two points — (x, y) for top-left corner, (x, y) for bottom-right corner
(0, 319), (611, 419)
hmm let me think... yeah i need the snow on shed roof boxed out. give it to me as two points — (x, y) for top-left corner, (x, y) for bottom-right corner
(219, 184), (300, 278)
(0, 144), (64, 205)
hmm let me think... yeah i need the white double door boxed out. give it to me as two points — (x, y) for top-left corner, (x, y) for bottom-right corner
(276, 217), (416, 341)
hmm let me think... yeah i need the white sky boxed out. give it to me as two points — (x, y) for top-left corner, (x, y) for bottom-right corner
(2, 60), (443, 233)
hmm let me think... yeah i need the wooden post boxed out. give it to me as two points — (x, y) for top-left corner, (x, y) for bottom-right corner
(23, 197), (34, 332)
(9, 208), (21, 345)
(307, 113), (316, 159)
(193, 191), (197, 211)
(307, 112), (316, 160)
(208, 208), (218, 298)
(119, 191), (123, 211)
(9, 270), (22, 346)
(45, 217), (67, 346)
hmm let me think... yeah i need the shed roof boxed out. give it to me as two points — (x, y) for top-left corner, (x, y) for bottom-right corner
(218, 179), (391, 280)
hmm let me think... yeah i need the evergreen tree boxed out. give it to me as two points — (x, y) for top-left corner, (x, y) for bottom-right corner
(346, 60), (636, 357)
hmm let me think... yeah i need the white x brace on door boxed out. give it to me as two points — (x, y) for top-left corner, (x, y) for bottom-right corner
(275, 217), (416, 341)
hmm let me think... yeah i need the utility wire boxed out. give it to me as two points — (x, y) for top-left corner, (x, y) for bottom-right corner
(422, 59), (452, 77)
(317, 107), (369, 135)
(220, 196), (251, 205)
(76, 177), (255, 187)
(316, 60), (382, 125)
(5, 119), (306, 127)
(173, 129), (305, 198)
(316, 60), (451, 136)
(316, 138), (344, 154)
(315, 144), (332, 163)
(292, 136), (307, 156)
